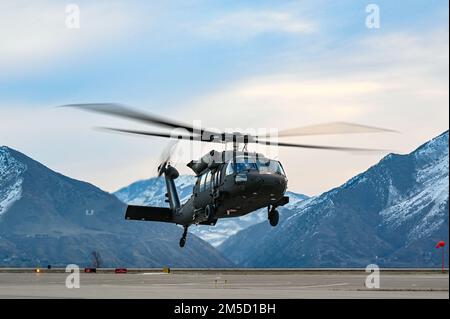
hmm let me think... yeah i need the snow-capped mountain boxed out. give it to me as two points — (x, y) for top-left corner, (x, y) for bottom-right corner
(219, 131), (449, 267)
(0, 146), (232, 267)
(114, 175), (196, 208)
(114, 176), (308, 247)
(0, 147), (27, 216)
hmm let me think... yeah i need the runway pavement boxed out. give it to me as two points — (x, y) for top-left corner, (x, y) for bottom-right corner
(0, 269), (448, 299)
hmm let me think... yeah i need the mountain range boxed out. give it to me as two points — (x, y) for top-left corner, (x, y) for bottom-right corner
(1, 131), (448, 268)
(0, 147), (232, 267)
(218, 131), (449, 267)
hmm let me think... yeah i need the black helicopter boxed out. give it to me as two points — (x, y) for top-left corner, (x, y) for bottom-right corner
(64, 103), (394, 247)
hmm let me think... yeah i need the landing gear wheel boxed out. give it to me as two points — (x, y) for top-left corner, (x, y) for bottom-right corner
(179, 225), (188, 248)
(268, 209), (279, 227)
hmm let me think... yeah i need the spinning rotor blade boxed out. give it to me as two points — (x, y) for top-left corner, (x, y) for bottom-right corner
(261, 122), (398, 138)
(160, 140), (179, 164)
(62, 104), (396, 141)
(256, 140), (389, 153)
(61, 103), (220, 137)
(65, 103), (394, 153)
(158, 140), (179, 177)
(100, 127), (388, 153)
(97, 127), (230, 143)
(97, 127), (196, 140)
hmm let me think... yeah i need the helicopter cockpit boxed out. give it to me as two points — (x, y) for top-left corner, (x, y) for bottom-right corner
(225, 157), (286, 176)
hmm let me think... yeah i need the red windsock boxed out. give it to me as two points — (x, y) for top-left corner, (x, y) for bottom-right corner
(436, 241), (446, 248)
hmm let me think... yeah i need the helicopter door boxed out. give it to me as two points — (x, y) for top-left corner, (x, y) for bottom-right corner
(195, 171), (213, 209)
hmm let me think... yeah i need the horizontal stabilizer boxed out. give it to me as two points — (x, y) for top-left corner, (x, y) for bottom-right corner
(125, 205), (173, 223)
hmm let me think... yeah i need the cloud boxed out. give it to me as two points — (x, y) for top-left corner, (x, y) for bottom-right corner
(183, 28), (448, 123)
(177, 29), (448, 195)
(0, 1), (141, 75)
(0, 3), (447, 196)
(195, 9), (315, 40)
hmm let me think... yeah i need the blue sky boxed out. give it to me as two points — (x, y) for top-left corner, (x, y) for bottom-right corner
(0, 0), (448, 194)
(1, 0), (446, 105)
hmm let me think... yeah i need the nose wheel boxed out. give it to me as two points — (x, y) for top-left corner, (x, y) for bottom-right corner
(268, 207), (279, 227)
(179, 225), (188, 248)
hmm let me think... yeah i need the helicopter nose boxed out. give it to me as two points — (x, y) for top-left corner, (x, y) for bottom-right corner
(260, 174), (287, 194)
(243, 172), (287, 197)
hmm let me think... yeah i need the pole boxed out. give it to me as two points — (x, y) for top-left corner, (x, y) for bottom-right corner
(442, 247), (445, 273)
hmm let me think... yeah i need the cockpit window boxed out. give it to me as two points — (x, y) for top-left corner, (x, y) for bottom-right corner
(235, 161), (258, 173)
(225, 158), (285, 176)
(256, 160), (286, 176)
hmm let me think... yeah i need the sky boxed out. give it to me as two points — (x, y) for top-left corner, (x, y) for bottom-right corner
(0, 0), (448, 196)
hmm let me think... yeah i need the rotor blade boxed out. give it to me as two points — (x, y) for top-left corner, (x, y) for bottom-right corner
(99, 128), (388, 152)
(97, 125), (243, 144)
(158, 140), (179, 177)
(256, 139), (390, 153)
(97, 127), (230, 145)
(160, 140), (179, 164)
(96, 127), (196, 140)
(61, 103), (218, 136)
(261, 122), (398, 138)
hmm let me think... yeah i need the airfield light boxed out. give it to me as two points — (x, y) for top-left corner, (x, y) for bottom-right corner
(115, 268), (128, 274)
(436, 241), (446, 273)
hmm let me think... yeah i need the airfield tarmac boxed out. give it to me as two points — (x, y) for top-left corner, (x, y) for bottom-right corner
(0, 269), (447, 299)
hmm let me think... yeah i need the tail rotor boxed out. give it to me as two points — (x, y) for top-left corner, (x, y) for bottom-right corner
(157, 140), (178, 177)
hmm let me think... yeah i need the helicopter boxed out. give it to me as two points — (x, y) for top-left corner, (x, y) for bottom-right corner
(63, 103), (395, 247)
